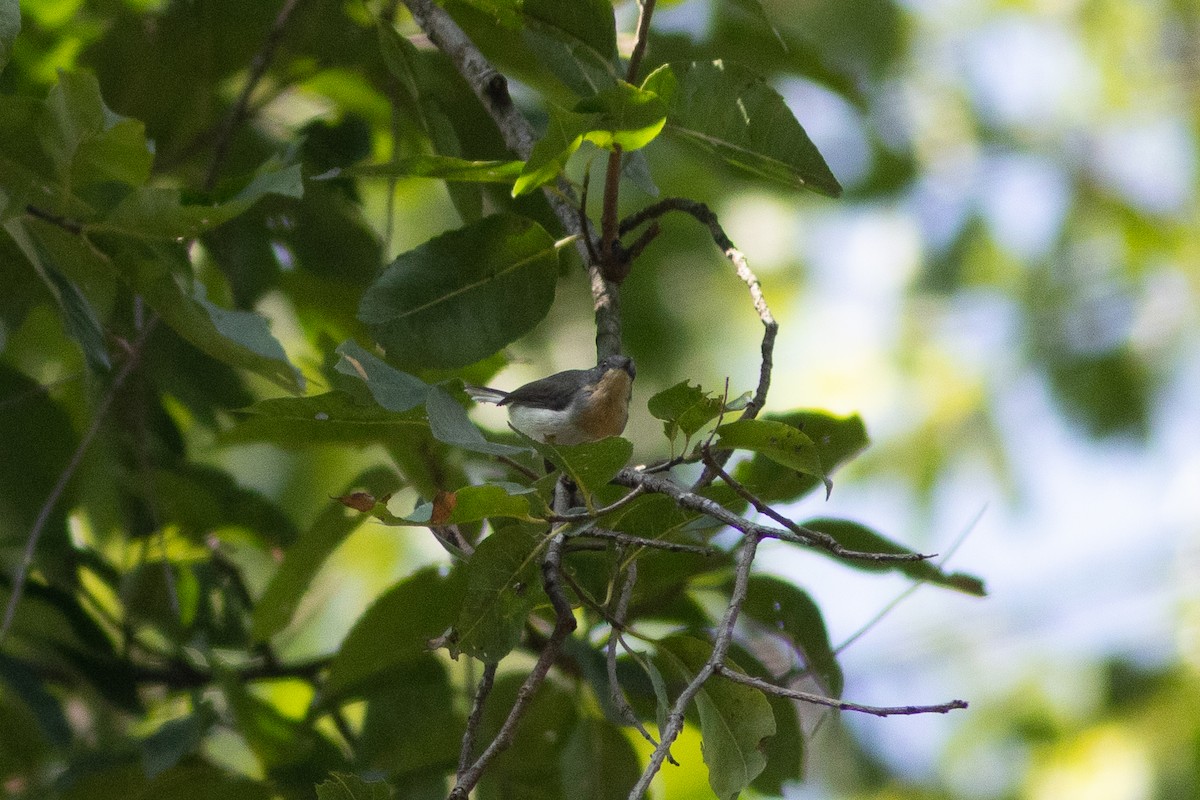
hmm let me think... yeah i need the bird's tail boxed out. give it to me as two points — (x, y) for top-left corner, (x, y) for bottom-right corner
(463, 385), (508, 405)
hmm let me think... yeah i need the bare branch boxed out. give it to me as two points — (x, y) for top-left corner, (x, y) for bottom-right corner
(624, 0), (658, 83)
(1, 315), (159, 643)
(457, 661), (498, 778)
(714, 668), (969, 717)
(613, 468), (932, 564)
(568, 529), (715, 557)
(544, 485), (645, 523)
(204, 0), (307, 190)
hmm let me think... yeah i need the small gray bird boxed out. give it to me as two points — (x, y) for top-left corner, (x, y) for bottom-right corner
(465, 355), (636, 444)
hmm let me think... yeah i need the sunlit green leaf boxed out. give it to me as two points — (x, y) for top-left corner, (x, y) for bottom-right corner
(734, 411), (868, 502)
(648, 380), (727, 446)
(344, 156), (524, 183)
(513, 429), (633, 504)
(716, 418), (831, 496)
(358, 213), (559, 368)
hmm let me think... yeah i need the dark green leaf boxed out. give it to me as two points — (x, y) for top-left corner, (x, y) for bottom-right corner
(642, 61), (842, 196)
(477, 673), (578, 799)
(42, 71), (154, 191)
(358, 213), (559, 368)
(137, 760), (275, 800)
(224, 391), (427, 447)
(94, 237), (303, 392)
(0, 652), (72, 749)
(802, 518), (987, 596)
(452, 524), (546, 661)
(558, 718), (641, 800)
(656, 636), (776, 800)
(140, 704), (218, 778)
(252, 468), (401, 642)
(358, 658), (461, 775)
(716, 418), (831, 496)
(335, 340), (429, 412)
(93, 164), (303, 240)
(327, 567), (467, 697)
(0, 0), (18, 74)
(345, 156), (524, 183)
(316, 773), (394, 800)
(426, 386), (528, 456)
(521, 0), (620, 96)
(742, 575), (842, 696)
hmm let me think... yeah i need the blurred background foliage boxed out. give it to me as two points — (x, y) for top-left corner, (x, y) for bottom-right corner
(1, 0), (1198, 798)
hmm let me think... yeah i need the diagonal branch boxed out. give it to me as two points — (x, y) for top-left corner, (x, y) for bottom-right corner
(457, 660), (498, 779)
(619, 198), (776, 486)
(400, 0), (622, 359)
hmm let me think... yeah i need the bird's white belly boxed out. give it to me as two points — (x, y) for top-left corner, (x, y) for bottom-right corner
(508, 405), (586, 445)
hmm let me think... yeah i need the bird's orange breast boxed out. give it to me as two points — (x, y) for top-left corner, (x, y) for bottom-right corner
(575, 369), (633, 440)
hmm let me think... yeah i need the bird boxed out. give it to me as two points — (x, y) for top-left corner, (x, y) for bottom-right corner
(465, 355), (636, 445)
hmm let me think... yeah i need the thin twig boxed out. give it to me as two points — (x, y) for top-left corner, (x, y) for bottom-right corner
(714, 668), (968, 717)
(544, 485), (645, 522)
(1, 315), (160, 643)
(604, 561), (666, 754)
(627, 531), (761, 799)
(624, 0), (657, 83)
(613, 468), (931, 564)
(204, 0), (307, 191)
(568, 528), (714, 557)
(457, 661), (498, 778)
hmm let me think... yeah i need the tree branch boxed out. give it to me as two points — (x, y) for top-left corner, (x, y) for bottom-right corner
(400, 0), (622, 359)
(713, 668), (969, 717)
(612, 468), (931, 564)
(457, 660), (498, 779)
(1, 315), (160, 643)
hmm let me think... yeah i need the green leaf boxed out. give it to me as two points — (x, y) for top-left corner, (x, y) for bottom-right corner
(400, 483), (535, 527)
(91, 237), (303, 392)
(315, 773), (393, 800)
(95, 164), (304, 240)
(251, 468), (401, 642)
(647, 380), (727, 446)
(716, 418), (831, 497)
(558, 718), (641, 800)
(452, 524), (547, 661)
(734, 411), (868, 503)
(741, 575), (842, 696)
(223, 391), (427, 447)
(520, 0), (620, 96)
(358, 213), (559, 368)
(425, 385), (528, 457)
(137, 761), (275, 800)
(357, 658), (462, 776)
(0, 0), (19, 75)
(642, 61), (842, 196)
(334, 340), (429, 413)
(42, 71), (154, 191)
(656, 636), (776, 800)
(3, 218), (110, 372)
(327, 567), (467, 697)
(514, 84), (666, 196)
(140, 703), (218, 778)
(512, 430), (633, 504)
(344, 156), (524, 183)
(802, 518), (987, 596)
(477, 673), (579, 797)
